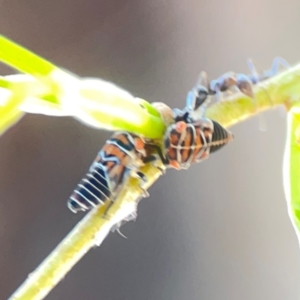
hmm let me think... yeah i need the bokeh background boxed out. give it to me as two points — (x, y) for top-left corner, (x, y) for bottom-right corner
(1, 0), (300, 299)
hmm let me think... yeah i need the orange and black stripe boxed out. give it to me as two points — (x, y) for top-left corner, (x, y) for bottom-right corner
(163, 118), (233, 170)
(68, 132), (145, 213)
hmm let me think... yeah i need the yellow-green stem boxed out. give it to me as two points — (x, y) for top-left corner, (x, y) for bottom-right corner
(0, 34), (165, 138)
(0, 81), (33, 134)
(7, 62), (300, 300)
(283, 104), (300, 244)
(0, 35), (55, 77)
(206, 62), (300, 126)
(8, 164), (162, 300)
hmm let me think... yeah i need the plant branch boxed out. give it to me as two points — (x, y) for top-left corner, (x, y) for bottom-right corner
(8, 164), (163, 300)
(206, 62), (300, 126)
(0, 35), (55, 77)
(7, 62), (300, 300)
(0, 35), (165, 138)
(283, 103), (300, 245)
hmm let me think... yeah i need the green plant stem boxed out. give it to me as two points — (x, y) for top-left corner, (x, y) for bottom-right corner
(7, 62), (300, 300)
(0, 35), (55, 77)
(0, 79), (39, 134)
(283, 104), (300, 244)
(0, 94), (24, 135)
(206, 62), (300, 125)
(0, 35), (165, 138)
(8, 164), (163, 300)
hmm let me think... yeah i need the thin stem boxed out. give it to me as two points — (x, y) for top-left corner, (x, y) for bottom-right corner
(206, 62), (300, 127)
(8, 164), (163, 300)
(0, 35), (55, 77)
(0, 81), (33, 135)
(283, 104), (300, 245)
(0, 35), (165, 138)
(7, 62), (300, 300)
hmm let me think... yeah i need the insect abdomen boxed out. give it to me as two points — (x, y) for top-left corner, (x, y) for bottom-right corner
(209, 120), (232, 153)
(68, 162), (111, 213)
(67, 132), (143, 213)
(164, 119), (233, 169)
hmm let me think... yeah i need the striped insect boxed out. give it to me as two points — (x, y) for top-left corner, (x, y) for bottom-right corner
(68, 67), (237, 213)
(68, 131), (149, 213)
(150, 86), (234, 171)
(145, 112), (233, 170)
(161, 117), (233, 170)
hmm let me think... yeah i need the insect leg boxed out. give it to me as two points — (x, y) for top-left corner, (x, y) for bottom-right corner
(263, 57), (290, 78)
(143, 144), (169, 167)
(247, 57), (289, 83)
(246, 59), (271, 131)
(128, 170), (149, 197)
(110, 211), (138, 238)
(186, 71), (210, 116)
(247, 59), (261, 84)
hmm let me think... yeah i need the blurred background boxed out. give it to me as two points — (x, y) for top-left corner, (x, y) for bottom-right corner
(1, 0), (300, 299)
